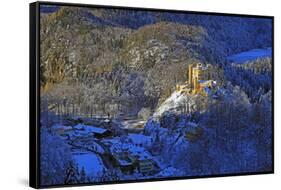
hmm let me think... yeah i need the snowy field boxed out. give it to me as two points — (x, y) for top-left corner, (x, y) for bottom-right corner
(73, 152), (106, 177)
(227, 47), (272, 64)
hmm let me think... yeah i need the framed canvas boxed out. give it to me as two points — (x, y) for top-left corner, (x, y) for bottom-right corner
(29, 1), (274, 188)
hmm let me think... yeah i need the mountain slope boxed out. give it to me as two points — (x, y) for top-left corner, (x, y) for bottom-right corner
(40, 7), (226, 116)
(40, 6), (271, 118)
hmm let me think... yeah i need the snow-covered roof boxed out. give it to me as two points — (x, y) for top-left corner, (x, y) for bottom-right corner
(117, 158), (132, 166)
(128, 133), (152, 145)
(52, 125), (72, 130)
(204, 86), (212, 95)
(106, 137), (153, 161)
(73, 124), (84, 130)
(73, 124), (108, 134)
(186, 122), (198, 128)
(66, 130), (90, 138)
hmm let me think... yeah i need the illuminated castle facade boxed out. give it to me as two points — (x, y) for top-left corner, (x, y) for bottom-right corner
(176, 63), (216, 95)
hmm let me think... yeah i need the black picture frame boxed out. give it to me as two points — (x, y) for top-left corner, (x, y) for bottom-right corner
(30, 1), (274, 188)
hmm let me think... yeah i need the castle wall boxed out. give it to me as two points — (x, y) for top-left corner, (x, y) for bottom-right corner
(188, 64), (193, 88)
(177, 63), (213, 95)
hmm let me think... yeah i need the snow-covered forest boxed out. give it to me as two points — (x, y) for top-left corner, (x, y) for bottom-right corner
(39, 5), (273, 186)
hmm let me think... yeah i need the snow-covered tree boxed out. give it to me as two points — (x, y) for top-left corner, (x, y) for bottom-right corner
(40, 128), (73, 186)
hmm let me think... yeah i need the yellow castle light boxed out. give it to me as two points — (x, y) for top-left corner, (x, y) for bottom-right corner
(176, 63), (215, 96)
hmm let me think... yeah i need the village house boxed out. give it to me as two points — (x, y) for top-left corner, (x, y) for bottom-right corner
(112, 150), (159, 175)
(73, 124), (112, 138)
(138, 159), (157, 175)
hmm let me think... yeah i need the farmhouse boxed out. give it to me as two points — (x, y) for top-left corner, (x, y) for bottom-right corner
(138, 159), (157, 175)
(73, 124), (112, 138)
(112, 152), (136, 174)
(112, 150), (159, 175)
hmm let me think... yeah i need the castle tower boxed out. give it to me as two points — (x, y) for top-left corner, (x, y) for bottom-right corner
(193, 76), (198, 94)
(196, 63), (203, 81)
(188, 64), (193, 88)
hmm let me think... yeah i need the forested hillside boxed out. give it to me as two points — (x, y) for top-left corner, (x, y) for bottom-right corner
(40, 6), (272, 118)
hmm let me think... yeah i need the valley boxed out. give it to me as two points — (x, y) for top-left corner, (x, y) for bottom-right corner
(39, 5), (273, 186)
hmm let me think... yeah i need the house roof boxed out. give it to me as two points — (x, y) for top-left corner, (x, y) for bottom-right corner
(186, 122), (198, 128)
(52, 125), (72, 130)
(73, 124), (108, 134)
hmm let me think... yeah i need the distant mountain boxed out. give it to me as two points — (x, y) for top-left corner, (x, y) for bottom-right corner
(41, 5), (272, 55)
(40, 5), (60, 13)
(90, 8), (272, 55)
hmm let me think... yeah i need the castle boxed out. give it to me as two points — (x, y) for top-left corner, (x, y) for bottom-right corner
(176, 63), (216, 96)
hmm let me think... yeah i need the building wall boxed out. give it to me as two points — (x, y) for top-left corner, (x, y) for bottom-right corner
(189, 63), (212, 94)
(177, 63), (213, 94)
